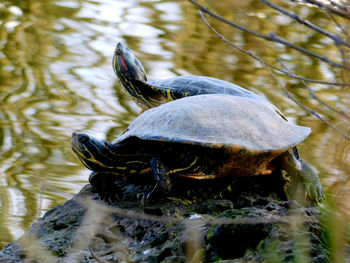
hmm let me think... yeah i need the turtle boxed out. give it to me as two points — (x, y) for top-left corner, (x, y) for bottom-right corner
(112, 42), (280, 112)
(71, 94), (324, 205)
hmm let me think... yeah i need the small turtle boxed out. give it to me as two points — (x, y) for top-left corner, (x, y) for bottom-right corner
(71, 94), (324, 204)
(113, 42), (277, 112)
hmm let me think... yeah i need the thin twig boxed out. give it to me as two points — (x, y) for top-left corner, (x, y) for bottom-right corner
(301, 0), (350, 19)
(329, 0), (350, 16)
(188, 0), (350, 70)
(197, 10), (350, 86)
(324, 3), (350, 41)
(278, 58), (350, 120)
(267, 56), (350, 140)
(197, 12), (282, 73)
(320, 3), (350, 72)
(192, 2), (350, 139)
(261, 0), (350, 48)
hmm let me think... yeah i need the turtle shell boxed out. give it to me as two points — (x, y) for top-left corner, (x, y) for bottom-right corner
(147, 75), (265, 101)
(114, 94), (310, 152)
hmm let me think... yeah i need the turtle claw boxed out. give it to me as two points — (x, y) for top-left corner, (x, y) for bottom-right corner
(139, 158), (173, 206)
(301, 165), (325, 205)
(140, 194), (148, 206)
(304, 182), (325, 205)
(140, 184), (158, 206)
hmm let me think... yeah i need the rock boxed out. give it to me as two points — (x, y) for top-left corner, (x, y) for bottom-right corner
(0, 174), (330, 262)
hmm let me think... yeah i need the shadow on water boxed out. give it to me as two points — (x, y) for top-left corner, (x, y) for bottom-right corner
(0, 0), (349, 249)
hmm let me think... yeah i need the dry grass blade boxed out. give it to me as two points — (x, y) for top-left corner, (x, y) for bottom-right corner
(89, 245), (105, 263)
(64, 199), (112, 262)
(18, 234), (58, 263)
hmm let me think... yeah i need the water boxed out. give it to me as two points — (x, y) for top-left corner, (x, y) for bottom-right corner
(0, 0), (349, 248)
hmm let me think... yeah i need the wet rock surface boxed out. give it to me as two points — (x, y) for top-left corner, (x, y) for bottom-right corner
(0, 174), (329, 262)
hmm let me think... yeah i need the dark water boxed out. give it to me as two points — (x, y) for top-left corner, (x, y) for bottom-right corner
(0, 0), (349, 248)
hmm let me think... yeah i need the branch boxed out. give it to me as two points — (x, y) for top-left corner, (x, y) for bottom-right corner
(195, 9), (350, 140)
(325, 6), (350, 41)
(188, 0), (350, 71)
(265, 56), (350, 140)
(197, 10), (350, 87)
(278, 58), (350, 120)
(300, 0), (350, 19)
(261, 0), (350, 48)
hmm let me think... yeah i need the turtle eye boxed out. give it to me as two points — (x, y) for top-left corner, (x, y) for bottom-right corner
(115, 49), (121, 56)
(79, 135), (89, 143)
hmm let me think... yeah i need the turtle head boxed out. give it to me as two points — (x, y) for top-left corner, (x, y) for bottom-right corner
(71, 132), (118, 173)
(113, 42), (147, 82)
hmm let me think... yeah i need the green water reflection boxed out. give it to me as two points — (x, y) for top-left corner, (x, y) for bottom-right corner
(0, 0), (349, 248)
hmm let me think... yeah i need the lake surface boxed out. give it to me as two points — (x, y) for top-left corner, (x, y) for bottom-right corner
(0, 0), (349, 248)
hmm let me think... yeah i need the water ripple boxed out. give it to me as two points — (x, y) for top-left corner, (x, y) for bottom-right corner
(0, 0), (349, 249)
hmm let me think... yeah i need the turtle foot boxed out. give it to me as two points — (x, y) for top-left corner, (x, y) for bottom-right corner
(139, 158), (172, 206)
(299, 162), (325, 205)
(140, 183), (159, 206)
(304, 182), (325, 205)
(89, 172), (123, 203)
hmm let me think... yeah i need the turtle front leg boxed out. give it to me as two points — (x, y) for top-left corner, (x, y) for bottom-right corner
(280, 148), (325, 205)
(298, 160), (325, 203)
(89, 172), (123, 203)
(141, 158), (172, 205)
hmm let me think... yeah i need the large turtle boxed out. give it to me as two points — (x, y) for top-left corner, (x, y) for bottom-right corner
(113, 42), (279, 112)
(71, 94), (324, 204)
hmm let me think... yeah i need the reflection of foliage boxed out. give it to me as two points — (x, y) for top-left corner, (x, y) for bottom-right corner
(189, 0), (350, 140)
(0, 0), (84, 248)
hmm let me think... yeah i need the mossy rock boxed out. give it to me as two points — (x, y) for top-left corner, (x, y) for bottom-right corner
(0, 180), (331, 262)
